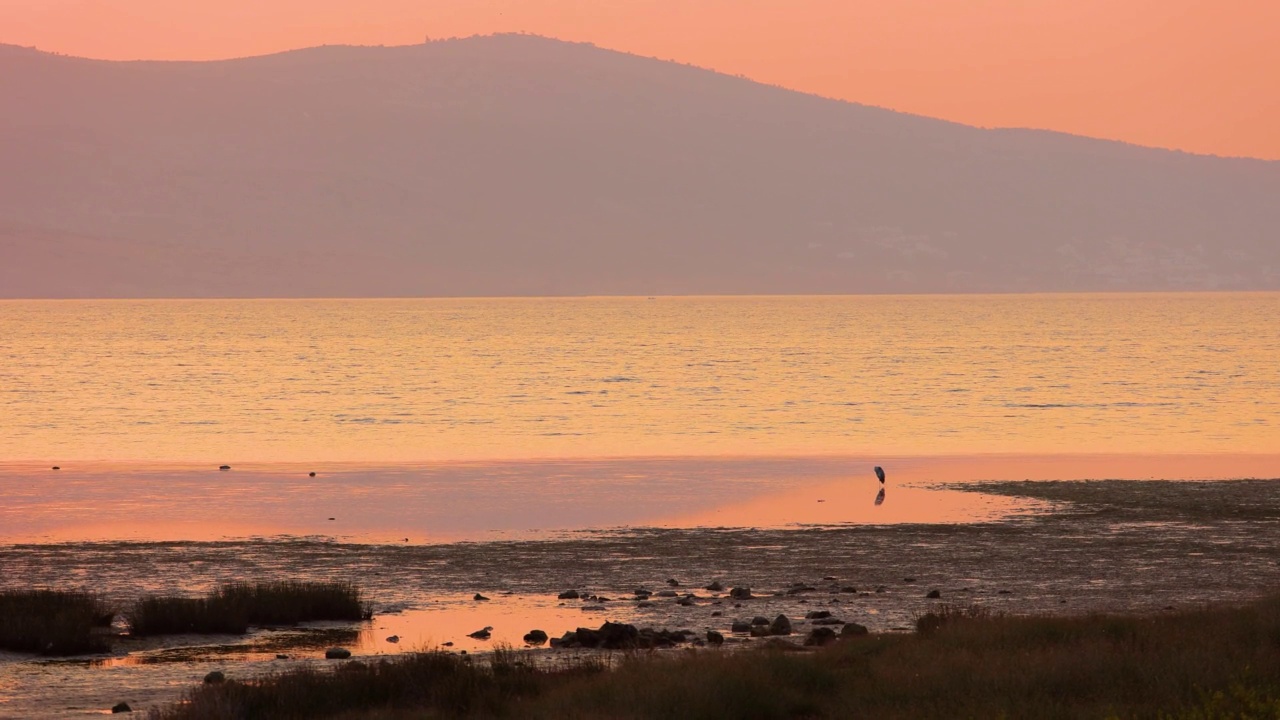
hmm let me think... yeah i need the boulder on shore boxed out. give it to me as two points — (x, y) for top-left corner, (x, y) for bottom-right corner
(841, 622), (869, 637)
(523, 629), (549, 645)
(550, 622), (692, 650)
(805, 627), (839, 646)
(729, 587), (753, 600)
(325, 648), (352, 659)
(769, 615), (793, 636)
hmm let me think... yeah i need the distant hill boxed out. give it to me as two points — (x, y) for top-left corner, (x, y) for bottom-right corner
(2, 34), (1278, 297)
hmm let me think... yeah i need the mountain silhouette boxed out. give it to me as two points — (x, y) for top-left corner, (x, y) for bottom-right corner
(2, 34), (1277, 297)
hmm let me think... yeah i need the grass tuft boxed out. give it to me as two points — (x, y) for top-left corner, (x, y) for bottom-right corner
(129, 582), (371, 636)
(0, 589), (113, 655)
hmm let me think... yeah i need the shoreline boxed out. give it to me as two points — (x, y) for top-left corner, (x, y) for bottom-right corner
(4, 477), (1280, 716)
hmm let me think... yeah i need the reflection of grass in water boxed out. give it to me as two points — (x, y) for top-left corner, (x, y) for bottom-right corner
(130, 582), (372, 636)
(70, 627), (365, 667)
(958, 479), (1280, 522)
(0, 590), (113, 655)
(156, 594), (1280, 719)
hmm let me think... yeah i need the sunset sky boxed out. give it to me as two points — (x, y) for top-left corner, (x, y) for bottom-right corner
(2, 0), (1277, 159)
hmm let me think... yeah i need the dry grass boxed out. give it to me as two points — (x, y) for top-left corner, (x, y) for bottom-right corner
(129, 582), (371, 636)
(0, 589), (113, 655)
(153, 592), (1280, 719)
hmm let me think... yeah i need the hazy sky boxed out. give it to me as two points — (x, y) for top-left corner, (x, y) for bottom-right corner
(3, 0), (1277, 160)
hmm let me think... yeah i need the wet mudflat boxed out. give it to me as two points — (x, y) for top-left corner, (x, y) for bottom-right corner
(2, 478), (1279, 717)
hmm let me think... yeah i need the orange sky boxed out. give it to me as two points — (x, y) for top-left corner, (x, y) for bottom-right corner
(3, 0), (1277, 159)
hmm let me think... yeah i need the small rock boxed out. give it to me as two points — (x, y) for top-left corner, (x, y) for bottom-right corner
(751, 616), (770, 626)
(822, 575), (837, 581)
(811, 616), (845, 625)
(275, 654), (289, 659)
(926, 590), (942, 599)
(325, 648), (352, 659)
(805, 627), (839, 646)
(706, 630), (724, 644)
(524, 629), (549, 645)
(731, 621), (752, 632)
(710, 611), (722, 617)
(558, 589), (580, 600)
(841, 622), (869, 637)
(203, 671), (225, 684)
(111, 702), (132, 713)
(786, 585), (817, 595)
(729, 587), (753, 600)
(769, 615), (792, 636)
(656, 589), (678, 598)
(328, 517), (335, 521)
(904, 577), (916, 583)
(997, 590), (1012, 595)
(840, 586), (858, 594)
(581, 605), (606, 611)
(309, 471), (316, 477)
(705, 581), (724, 591)
(52, 466), (60, 470)
(676, 597), (695, 606)
(875, 585), (887, 593)
(473, 593), (489, 601)
(637, 601), (654, 608)
(805, 610), (832, 620)
(218, 465), (231, 471)
(666, 578), (680, 587)
(385, 635), (400, 643)
(633, 588), (652, 597)
(749, 625), (773, 637)
(468, 627), (493, 639)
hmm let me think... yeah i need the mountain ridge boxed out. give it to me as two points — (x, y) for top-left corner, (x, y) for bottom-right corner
(2, 33), (1277, 297)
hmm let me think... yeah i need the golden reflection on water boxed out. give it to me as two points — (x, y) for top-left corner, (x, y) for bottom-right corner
(2, 454), (1276, 543)
(1, 294), (1277, 463)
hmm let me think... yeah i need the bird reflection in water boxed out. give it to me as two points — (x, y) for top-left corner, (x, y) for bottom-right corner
(875, 487), (886, 506)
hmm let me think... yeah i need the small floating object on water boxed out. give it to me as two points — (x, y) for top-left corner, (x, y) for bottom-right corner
(473, 593), (489, 601)
(442, 641), (454, 647)
(52, 466), (60, 470)
(309, 471), (316, 477)
(219, 465), (231, 471)
(874, 466), (886, 484)
(328, 517), (335, 521)
(385, 635), (400, 643)
(817, 499), (824, 502)
(467, 626), (493, 640)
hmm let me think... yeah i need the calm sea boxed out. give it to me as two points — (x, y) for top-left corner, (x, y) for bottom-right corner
(1, 293), (1277, 463)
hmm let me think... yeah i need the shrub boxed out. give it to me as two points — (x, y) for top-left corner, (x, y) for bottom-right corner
(0, 590), (112, 655)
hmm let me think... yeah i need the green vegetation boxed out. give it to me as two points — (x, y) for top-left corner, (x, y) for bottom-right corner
(129, 582), (371, 636)
(0, 590), (113, 655)
(155, 593), (1280, 719)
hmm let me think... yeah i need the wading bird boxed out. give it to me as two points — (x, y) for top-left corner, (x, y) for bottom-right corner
(874, 466), (886, 484)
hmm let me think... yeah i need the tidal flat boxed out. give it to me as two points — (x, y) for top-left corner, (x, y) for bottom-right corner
(2, 477), (1279, 717)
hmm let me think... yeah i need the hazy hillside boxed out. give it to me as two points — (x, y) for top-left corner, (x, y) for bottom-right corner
(2, 35), (1278, 297)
